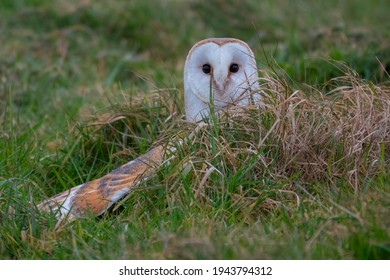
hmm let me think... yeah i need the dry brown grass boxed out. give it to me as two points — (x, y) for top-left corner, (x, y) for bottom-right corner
(83, 68), (390, 213)
(258, 70), (390, 189)
(160, 69), (390, 198)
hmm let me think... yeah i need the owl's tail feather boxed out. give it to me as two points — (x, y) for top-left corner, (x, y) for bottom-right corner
(38, 143), (173, 226)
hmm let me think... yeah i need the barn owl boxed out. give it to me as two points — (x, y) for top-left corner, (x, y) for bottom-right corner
(184, 38), (260, 122)
(38, 38), (260, 224)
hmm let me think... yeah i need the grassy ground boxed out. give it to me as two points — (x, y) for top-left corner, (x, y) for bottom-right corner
(0, 0), (389, 259)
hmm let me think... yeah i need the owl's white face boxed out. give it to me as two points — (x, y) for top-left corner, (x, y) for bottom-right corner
(184, 38), (259, 122)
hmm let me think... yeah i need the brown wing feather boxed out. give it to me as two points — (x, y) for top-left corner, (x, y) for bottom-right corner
(38, 143), (170, 223)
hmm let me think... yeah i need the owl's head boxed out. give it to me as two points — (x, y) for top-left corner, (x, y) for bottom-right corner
(184, 38), (259, 122)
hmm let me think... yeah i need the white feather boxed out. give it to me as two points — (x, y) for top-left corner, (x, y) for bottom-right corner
(184, 38), (260, 122)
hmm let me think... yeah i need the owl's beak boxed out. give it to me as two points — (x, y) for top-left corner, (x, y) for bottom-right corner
(212, 69), (228, 94)
(213, 80), (226, 93)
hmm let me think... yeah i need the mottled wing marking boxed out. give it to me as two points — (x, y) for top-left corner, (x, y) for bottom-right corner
(38, 143), (169, 223)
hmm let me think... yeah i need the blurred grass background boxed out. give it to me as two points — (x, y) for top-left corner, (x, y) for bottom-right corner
(0, 0), (389, 259)
(1, 0), (389, 128)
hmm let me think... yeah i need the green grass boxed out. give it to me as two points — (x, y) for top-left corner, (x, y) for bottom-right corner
(0, 0), (389, 259)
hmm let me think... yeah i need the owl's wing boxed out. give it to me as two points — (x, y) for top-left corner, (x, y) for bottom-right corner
(38, 143), (175, 225)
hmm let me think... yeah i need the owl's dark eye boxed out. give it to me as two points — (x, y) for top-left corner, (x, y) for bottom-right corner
(202, 64), (211, 74)
(229, 63), (239, 73)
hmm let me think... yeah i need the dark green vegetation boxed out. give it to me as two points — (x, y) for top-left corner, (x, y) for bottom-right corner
(0, 0), (389, 259)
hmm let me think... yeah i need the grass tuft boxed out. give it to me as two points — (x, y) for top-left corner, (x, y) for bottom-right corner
(1, 0), (389, 260)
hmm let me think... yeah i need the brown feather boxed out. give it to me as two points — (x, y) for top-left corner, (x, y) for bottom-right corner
(38, 143), (173, 223)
